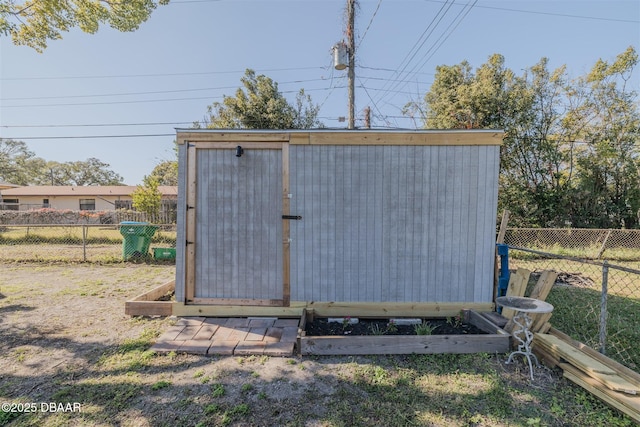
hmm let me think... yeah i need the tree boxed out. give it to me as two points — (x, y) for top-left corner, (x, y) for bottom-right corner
(416, 54), (573, 226)
(420, 54), (515, 130)
(148, 160), (177, 186)
(1, 0), (169, 52)
(201, 69), (322, 129)
(0, 139), (124, 186)
(131, 175), (161, 221)
(499, 59), (575, 226)
(413, 48), (640, 228)
(567, 47), (640, 228)
(67, 158), (124, 186)
(32, 158), (124, 185)
(0, 138), (43, 185)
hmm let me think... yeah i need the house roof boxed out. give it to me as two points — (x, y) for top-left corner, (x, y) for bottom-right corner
(1, 186), (178, 197)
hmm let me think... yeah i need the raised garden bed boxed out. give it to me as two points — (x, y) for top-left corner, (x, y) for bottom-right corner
(299, 310), (510, 355)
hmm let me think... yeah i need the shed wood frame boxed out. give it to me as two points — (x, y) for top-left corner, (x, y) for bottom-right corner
(174, 130), (502, 318)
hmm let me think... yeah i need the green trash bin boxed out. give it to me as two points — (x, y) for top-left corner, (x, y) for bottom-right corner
(119, 221), (158, 260)
(153, 247), (176, 260)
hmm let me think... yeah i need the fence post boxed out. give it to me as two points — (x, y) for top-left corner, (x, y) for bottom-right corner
(82, 225), (88, 262)
(597, 229), (612, 259)
(599, 260), (609, 355)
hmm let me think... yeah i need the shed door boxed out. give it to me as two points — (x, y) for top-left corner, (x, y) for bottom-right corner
(186, 143), (289, 306)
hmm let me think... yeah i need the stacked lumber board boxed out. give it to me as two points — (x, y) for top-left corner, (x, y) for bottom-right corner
(533, 329), (640, 422)
(502, 268), (557, 334)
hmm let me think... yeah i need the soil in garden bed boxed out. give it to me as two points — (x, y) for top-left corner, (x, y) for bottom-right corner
(304, 318), (488, 336)
(157, 291), (175, 301)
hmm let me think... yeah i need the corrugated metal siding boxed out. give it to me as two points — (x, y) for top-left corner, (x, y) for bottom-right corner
(176, 140), (499, 305)
(194, 148), (283, 300)
(289, 145), (499, 303)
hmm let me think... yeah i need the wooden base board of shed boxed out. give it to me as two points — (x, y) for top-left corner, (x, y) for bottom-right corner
(171, 302), (495, 319)
(125, 283), (495, 319)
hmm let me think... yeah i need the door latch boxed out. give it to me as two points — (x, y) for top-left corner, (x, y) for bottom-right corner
(282, 215), (302, 220)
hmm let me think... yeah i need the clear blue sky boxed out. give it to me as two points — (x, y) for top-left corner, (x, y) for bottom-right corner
(1, 0), (638, 185)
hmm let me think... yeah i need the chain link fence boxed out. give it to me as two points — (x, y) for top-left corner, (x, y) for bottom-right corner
(507, 246), (640, 373)
(0, 224), (177, 262)
(3, 223), (638, 372)
(0, 208), (176, 226)
(504, 228), (640, 260)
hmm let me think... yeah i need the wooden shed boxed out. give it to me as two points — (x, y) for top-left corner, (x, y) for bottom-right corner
(173, 130), (502, 318)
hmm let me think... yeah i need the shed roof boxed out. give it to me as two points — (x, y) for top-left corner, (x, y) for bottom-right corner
(1, 186), (178, 197)
(175, 129), (504, 146)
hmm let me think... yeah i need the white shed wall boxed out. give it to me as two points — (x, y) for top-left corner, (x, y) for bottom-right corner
(288, 145), (499, 303)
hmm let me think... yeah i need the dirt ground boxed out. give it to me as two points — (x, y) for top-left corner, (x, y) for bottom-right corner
(0, 262), (632, 427)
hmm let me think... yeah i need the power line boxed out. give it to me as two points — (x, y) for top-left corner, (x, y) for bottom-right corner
(376, 0), (476, 107)
(395, 0), (477, 93)
(371, 0), (455, 107)
(5, 117), (348, 139)
(6, 134), (176, 140)
(172, 0), (638, 24)
(1, 96), (221, 108)
(360, 65), (434, 76)
(2, 87), (236, 102)
(1, 122), (196, 129)
(0, 66), (326, 81)
(355, 85), (430, 96)
(395, 0), (456, 80)
(2, 87), (423, 131)
(356, 76), (391, 128)
(317, 59), (345, 111)
(0, 78), (332, 102)
(418, 0), (477, 64)
(423, 0), (639, 23)
(1, 77), (399, 103)
(357, 0), (383, 49)
(1, 86), (348, 108)
(371, 0), (634, 109)
(170, 0), (225, 3)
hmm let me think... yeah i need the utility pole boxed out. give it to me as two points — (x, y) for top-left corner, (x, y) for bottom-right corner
(347, 0), (356, 129)
(364, 106), (371, 129)
(332, 0), (357, 129)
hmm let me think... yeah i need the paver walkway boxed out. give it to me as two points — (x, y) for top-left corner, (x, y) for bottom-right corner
(150, 317), (299, 356)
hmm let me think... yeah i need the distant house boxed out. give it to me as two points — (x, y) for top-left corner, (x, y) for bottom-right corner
(0, 186), (178, 212)
(0, 181), (22, 209)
